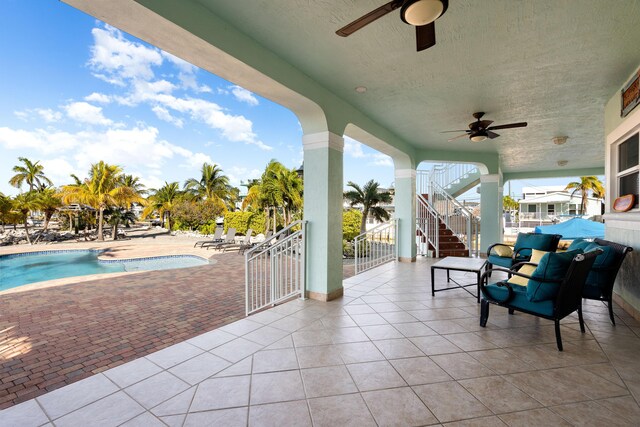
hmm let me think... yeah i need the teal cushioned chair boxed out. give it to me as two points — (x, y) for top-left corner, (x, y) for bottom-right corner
(480, 249), (601, 351)
(486, 233), (562, 273)
(581, 238), (633, 325)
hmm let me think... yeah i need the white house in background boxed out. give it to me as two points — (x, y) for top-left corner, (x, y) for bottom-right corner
(517, 186), (601, 228)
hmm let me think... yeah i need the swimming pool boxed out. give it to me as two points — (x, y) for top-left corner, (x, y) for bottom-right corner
(0, 250), (209, 291)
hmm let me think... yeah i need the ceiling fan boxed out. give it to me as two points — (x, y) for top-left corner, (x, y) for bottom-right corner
(442, 112), (528, 142)
(336, 0), (448, 52)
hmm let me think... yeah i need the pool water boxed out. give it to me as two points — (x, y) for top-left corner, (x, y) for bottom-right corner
(0, 251), (208, 291)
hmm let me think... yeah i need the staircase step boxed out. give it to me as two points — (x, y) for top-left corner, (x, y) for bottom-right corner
(437, 249), (470, 257)
(439, 242), (466, 250)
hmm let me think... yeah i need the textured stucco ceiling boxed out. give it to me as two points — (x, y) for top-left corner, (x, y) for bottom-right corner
(191, 0), (640, 173)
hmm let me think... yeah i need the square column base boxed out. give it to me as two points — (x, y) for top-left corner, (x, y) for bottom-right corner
(307, 287), (344, 302)
(399, 256), (416, 263)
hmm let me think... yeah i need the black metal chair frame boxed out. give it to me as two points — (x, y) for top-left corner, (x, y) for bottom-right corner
(486, 233), (562, 275)
(479, 250), (601, 351)
(584, 238), (633, 325)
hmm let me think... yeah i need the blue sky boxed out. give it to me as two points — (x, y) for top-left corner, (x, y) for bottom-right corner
(0, 1), (594, 201)
(0, 0), (395, 197)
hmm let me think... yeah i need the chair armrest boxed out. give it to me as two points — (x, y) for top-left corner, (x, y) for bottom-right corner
(512, 247), (534, 261)
(487, 243), (514, 256)
(511, 261), (538, 271)
(479, 269), (515, 304)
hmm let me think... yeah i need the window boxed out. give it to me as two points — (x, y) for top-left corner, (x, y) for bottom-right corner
(527, 204), (537, 213)
(616, 133), (639, 209)
(547, 204), (555, 215)
(569, 204), (577, 215)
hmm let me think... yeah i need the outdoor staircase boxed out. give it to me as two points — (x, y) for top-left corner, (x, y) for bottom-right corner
(416, 164), (480, 258)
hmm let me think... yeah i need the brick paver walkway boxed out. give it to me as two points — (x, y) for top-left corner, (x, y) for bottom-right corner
(0, 253), (248, 409)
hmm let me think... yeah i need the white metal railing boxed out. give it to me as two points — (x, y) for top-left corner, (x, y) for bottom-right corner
(416, 194), (440, 257)
(428, 182), (480, 256)
(417, 163), (478, 195)
(245, 220), (306, 315)
(354, 220), (398, 275)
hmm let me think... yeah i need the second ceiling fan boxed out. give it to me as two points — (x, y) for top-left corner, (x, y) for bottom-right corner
(336, 0), (449, 52)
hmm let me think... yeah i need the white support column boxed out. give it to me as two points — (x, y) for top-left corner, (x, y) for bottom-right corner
(480, 173), (503, 255)
(302, 131), (344, 301)
(394, 168), (417, 262)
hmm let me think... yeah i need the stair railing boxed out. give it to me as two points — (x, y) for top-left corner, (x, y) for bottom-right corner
(429, 181), (480, 256)
(416, 194), (439, 258)
(353, 219), (398, 275)
(417, 163), (479, 195)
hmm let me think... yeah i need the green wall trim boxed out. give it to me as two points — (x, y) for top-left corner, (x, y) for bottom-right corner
(503, 167), (605, 183)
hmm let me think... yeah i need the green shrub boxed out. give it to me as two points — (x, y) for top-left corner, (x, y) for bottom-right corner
(343, 209), (362, 241)
(224, 211), (266, 235)
(198, 220), (219, 235)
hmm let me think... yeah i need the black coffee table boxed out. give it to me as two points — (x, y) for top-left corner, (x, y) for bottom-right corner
(430, 257), (488, 303)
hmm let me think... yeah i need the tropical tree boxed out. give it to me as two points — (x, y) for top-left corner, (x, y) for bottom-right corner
(119, 174), (147, 197)
(0, 193), (13, 232)
(35, 188), (62, 233)
(105, 208), (137, 240)
(503, 195), (519, 212)
(344, 180), (392, 234)
(184, 163), (232, 209)
(58, 161), (144, 241)
(142, 181), (181, 229)
(9, 157), (52, 192)
(564, 176), (605, 215)
(11, 192), (39, 244)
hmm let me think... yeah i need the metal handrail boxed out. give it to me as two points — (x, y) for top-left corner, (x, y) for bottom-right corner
(417, 163), (479, 195)
(353, 219), (398, 275)
(245, 220), (306, 315)
(416, 194), (440, 258)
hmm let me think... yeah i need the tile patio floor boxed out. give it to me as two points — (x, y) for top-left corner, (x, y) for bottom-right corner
(2, 257), (640, 426)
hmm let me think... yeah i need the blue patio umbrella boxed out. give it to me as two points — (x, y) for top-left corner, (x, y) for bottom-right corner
(534, 217), (605, 239)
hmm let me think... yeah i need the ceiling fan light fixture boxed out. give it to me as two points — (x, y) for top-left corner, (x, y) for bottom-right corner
(401, 0), (445, 26)
(557, 160), (568, 167)
(470, 132), (487, 143)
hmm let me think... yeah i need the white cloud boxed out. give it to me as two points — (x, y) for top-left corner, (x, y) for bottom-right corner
(152, 106), (184, 128)
(14, 111), (29, 121)
(230, 85), (259, 106)
(0, 127), (79, 154)
(36, 108), (63, 123)
(88, 25), (163, 83)
(344, 137), (366, 158)
(227, 166), (262, 187)
(40, 158), (77, 186)
(370, 153), (393, 167)
(161, 51), (211, 93)
(65, 102), (113, 126)
(84, 92), (111, 103)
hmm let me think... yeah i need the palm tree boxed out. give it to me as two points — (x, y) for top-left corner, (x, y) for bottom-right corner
(9, 157), (53, 192)
(276, 167), (303, 226)
(36, 188), (62, 233)
(11, 192), (39, 244)
(184, 163), (232, 207)
(142, 182), (181, 229)
(564, 176), (605, 215)
(120, 174), (147, 196)
(59, 162), (144, 241)
(105, 208), (137, 240)
(0, 192), (12, 232)
(344, 180), (392, 234)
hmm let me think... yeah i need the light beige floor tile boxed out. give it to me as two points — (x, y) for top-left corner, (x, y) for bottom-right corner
(550, 401), (633, 427)
(252, 348), (299, 374)
(296, 344), (344, 368)
(264, 335), (295, 350)
(390, 356), (452, 385)
(427, 320), (471, 334)
(159, 414), (185, 427)
(361, 324), (403, 340)
(210, 337), (263, 363)
(214, 356), (253, 377)
(250, 370), (305, 405)
(459, 376), (541, 414)
(351, 313), (389, 326)
(120, 411), (165, 427)
(146, 342), (204, 370)
(597, 395), (640, 423)
(325, 326), (370, 344)
(346, 361), (406, 391)
(362, 387), (438, 426)
(410, 335), (463, 355)
(373, 338), (425, 359)
(336, 341), (385, 363)
(243, 326), (292, 346)
(443, 415), (507, 426)
(54, 392), (144, 427)
(150, 387), (196, 417)
(0, 399), (49, 427)
(300, 365), (358, 398)
(392, 321), (437, 337)
(498, 408), (572, 427)
(219, 319), (264, 336)
(379, 311), (420, 324)
(37, 373), (119, 420)
(291, 329), (333, 347)
(412, 381), (492, 423)
(183, 407), (248, 427)
(431, 353), (496, 380)
(443, 332), (498, 351)
(467, 349), (532, 374)
(344, 304), (377, 315)
(550, 366), (630, 399)
(321, 315), (357, 328)
(249, 400), (312, 427)
(187, 329), (236, 351)
(104, 357), (163, 388)
(125, 371), (190, 409)
(308, 393), (376, 427)
(190, 376), (251, 411)
(368, 302), (403, 313)
(169, 352), (231, 385)
(503, 371), (590, 406)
